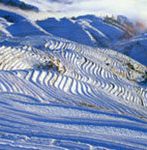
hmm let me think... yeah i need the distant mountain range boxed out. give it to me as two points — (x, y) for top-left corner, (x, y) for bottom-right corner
(0, 7), (146, 65)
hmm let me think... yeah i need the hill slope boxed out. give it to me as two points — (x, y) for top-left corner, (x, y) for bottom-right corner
(0, 6), (147, 150)
(0, 35), (147, 149)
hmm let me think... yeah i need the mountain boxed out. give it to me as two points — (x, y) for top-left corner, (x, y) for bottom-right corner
(0, 0), (38, 11)
(112, 33), (147, 66)
(37, 15), (134, 47)
(37, 15), (147, 66)
(0, 5), (147, 150)
(1, 8), (146, 65)
(0, 10), (48, 36)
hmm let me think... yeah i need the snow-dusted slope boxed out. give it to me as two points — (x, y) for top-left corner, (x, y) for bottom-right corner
(1, 7), (146, 65)
(0, 35), (147, 149)
(36, 15), (147, 66)
(0, 9), (49, 36)
(0, 17), (12, 36)
(37, 17), (95, 47)
(112, 33), (147, 66)
(37, 15), (132, 47)
(0, 4), (147, 149)
(0, 10), (130, 46)
(0, 92), (147, 149)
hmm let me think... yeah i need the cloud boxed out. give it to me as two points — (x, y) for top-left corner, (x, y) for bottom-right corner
(59, 0), (147, 24)
(19, 0), (147, 26)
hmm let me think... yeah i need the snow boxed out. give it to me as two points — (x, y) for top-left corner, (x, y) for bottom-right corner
(37, 17), (95, 47)
(113, 34), (147, 65)
(0, 34), (146, 149)
(0, 2), (147, 150)
(36, 15), (129, 48)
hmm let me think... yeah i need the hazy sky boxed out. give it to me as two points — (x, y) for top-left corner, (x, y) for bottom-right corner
(64, 0), (147, 21)
(20, 0), (147, 23)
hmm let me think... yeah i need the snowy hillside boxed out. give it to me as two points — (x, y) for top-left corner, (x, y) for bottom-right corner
(0, 35), (147, 149)
(37, 15), (134, 47)
(0, 3), (147, 150)
(112, 33), (147, 66)
(1, 8), (146, 65)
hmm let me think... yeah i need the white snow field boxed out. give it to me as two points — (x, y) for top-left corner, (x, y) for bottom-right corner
(113, 33), (147, 66)
(0, 35), (147, 149)
(0, 3), (147, 150)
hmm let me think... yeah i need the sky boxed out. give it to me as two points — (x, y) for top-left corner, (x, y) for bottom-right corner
(70, 0), (146, 16)
(20, 0), (147, 23)
(2, 0), (146, 25)
(64, 0), (147, 22)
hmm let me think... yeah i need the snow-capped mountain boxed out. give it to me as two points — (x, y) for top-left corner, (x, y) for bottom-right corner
(0, 3), (147, 150)
(0, 0), (38, 11)
(0, 9), (135, 45)
(112, 33), (147, 66)
(37, 15), (135, 47)
(1, 7), (146, 65)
